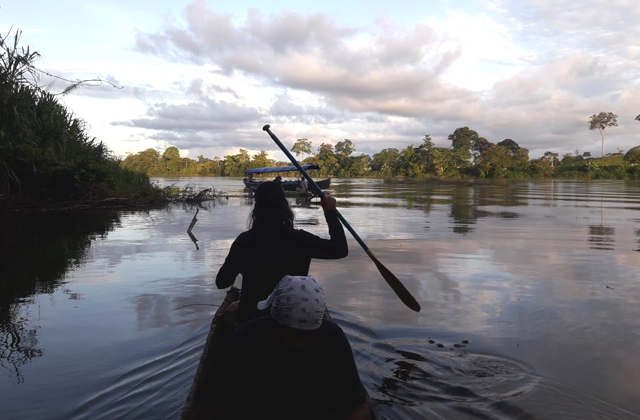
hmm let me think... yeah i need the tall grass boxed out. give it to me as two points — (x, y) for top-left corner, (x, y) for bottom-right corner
(0, 29), (160, 202)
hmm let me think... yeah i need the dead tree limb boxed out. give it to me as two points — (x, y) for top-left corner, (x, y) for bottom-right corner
(187, 208), (199, 250)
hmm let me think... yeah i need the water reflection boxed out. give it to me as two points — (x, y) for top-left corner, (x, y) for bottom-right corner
(2, 178), (640, 419)
(588, 225), (615, 250)
(450, 185), (478, 235)
(0, 210), (120, 381)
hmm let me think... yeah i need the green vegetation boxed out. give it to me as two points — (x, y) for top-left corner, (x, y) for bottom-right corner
(126, 128), (640, 180)
(0, 29), (161, 205)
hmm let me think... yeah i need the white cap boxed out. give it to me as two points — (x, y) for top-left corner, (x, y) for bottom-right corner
(257, 275), (326, 330)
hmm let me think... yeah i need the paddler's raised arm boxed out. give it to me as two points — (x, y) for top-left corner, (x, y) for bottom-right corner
(295, 194), (348, 259)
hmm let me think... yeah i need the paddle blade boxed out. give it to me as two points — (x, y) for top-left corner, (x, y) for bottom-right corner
(365, 249), (421, 312)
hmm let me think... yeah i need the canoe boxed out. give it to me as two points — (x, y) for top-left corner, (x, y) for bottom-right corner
(181, 288), (240, 420)
(243, 178), (331, 192)
(181, 288), (376, 420)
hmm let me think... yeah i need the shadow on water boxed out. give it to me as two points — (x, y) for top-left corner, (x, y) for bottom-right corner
(0, 210), (121, 381)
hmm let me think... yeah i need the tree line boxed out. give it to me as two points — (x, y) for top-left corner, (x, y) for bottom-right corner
(124, 124), (640, 180)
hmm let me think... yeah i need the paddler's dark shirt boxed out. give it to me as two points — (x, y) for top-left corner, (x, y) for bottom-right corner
(216, 210), (348, 323)
(204, 316), (368, 420)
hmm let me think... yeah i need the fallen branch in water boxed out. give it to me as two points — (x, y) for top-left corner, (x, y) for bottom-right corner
(1, 185), (228, 211)
(188, 207), (199, 233)
(187, 208), (200, 250)
(161, 185), (228, 203)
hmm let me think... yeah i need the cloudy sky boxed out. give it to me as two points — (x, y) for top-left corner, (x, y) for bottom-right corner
(3, 0), (640, 160)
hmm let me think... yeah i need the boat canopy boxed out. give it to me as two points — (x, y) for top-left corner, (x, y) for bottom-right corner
(244, 164), (320, 175)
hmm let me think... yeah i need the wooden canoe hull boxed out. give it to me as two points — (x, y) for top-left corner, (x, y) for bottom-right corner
(181, 288), (240, 420)
(181, 287), (377, 420)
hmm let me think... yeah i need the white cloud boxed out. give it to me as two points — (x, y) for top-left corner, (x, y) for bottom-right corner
(38, 0), (639, 158)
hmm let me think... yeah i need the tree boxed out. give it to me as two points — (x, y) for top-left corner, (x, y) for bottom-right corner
(292, 138), (312, 158)
(160, 146), (183, 174)
(419, 134), (434, 150)
(123, 148), (161, 174)
(397, 146), (421, 177)
(475, 145), (512, 178)
(430, 148), (456, 176)
(316, 143), (339, 176)
(472, 137), (495, 157)
(448, 127), (479, 168)
(416, 135), (437, 174)
(496, 139), (520, 155)
(371, 148), (399, 176)
(317, 143), (334, 155)
(624, 146), (640, 163)
(334, 139), (356, 176)
(583, 151), (592, 158)
(251, 151), (273, 169)
(543, 151), (559, 168)
(163, 146), (180, 160)
(335, 139), (355, 157)
(223, 149), (251, 176)
(561, 153), (574, 163)
(588, 112), (618, 157)
(346, 154), (371, 177)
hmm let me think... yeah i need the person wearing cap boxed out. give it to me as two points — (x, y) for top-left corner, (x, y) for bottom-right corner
(201, 276), (372, 420)
(296, 176), (309, 193)
(216, 181), (348, 323)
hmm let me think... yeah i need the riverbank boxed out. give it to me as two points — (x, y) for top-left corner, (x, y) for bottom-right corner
(125, 154), (640, 181)
(0, 185), (227, 211)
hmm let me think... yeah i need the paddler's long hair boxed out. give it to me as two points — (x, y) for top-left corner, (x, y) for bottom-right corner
(249, 181), (294, 231)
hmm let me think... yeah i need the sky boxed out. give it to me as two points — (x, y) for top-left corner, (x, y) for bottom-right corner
(3, 0), (640, 160)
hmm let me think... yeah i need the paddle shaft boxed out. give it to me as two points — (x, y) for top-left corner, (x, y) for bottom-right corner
(262, 124), (421, 312)
(262, 126), (369, 249)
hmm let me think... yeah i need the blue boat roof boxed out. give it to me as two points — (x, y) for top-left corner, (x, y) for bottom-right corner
(245, 164), (320, 174)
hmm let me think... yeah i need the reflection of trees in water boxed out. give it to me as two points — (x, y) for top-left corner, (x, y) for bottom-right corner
(450, 186), (479, 235)
(0, 304), (42, 383)
(589, 188), (614, 251)
(449, 182), (525, 235)
(321, 179), (527, 235)
(588, 226), (615, 250)
(0, 210), (120, 381)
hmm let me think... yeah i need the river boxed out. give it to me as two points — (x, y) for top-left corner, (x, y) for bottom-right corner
(1, 178), (640, 419)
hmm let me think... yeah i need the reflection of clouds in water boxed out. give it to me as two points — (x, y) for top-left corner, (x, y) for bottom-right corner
(317, 233), (640, 414)
(132, 294), (172, 330)
(5, 178), (640, 418)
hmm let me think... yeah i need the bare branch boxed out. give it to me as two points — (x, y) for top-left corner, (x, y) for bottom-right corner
(0, 27), (123, 95)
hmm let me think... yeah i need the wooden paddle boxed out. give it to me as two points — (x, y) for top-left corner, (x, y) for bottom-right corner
(263, 124), (421, 312)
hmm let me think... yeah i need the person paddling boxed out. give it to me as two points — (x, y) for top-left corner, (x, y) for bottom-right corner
(203, 275), (372, 420)
(216, 181), (348, 323)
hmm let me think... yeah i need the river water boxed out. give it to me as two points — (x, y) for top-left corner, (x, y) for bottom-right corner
(1, 178), (640, 419)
